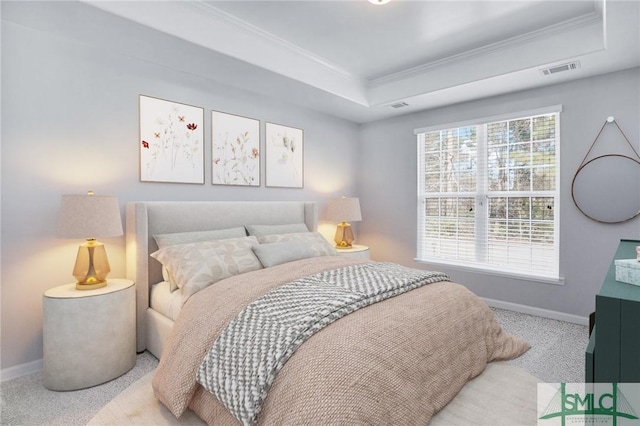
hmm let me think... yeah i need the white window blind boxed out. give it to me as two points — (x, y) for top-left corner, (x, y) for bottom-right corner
(416, 106), (561, 280)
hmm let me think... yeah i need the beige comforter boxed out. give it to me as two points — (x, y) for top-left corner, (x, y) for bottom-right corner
(153, 257), (530, 425)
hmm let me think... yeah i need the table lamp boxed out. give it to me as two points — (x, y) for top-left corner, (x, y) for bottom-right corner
(57, 191), (123, 290)
(327, 196), (362, 248)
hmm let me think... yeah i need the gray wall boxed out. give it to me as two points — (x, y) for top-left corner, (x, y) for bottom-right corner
(358, 66), (640, 318)
(1, 2), (359, 370)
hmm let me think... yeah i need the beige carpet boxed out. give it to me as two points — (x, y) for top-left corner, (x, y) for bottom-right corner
(88, 361), (540, 425)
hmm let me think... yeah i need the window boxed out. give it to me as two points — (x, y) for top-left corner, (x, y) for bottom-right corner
(415, 106), (561, 281)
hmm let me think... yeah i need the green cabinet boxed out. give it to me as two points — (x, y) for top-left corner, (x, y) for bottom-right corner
(586, 239), (640, 383)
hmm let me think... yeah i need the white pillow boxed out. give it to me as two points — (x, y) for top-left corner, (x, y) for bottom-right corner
(153, 227), (247, 291)
(252, 241), (317, 268)
(150, 236), (262, 303)
(257, 232), (337, 257)
(154, 227), (247, 248)
(245, 223), (309, 237)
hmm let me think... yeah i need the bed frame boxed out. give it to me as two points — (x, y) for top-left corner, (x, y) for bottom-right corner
(125, 201), (318, 357)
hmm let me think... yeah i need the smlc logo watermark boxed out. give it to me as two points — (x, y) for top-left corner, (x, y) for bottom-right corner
(538, 383), (640, 425)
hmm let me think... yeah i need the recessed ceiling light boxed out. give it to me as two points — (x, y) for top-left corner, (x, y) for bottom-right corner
(368, 0), (392, 5)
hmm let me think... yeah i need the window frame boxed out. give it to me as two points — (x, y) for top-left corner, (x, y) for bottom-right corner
(414, 105), (563, 284)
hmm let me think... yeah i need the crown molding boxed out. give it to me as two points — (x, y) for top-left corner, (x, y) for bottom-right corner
(74, 0), (635, 122)
(367, 11), (603, 88)
(81, 0), (369, 105)
(183, 1), (362, 84)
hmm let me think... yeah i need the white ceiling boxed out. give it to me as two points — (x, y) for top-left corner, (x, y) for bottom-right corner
(84, 0), (639, 123)
(208, 0), (596, 80)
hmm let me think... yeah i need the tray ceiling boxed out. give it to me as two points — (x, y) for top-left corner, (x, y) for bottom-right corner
(82, 0), (640, 122)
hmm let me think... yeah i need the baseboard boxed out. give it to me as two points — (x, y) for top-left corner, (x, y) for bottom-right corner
(483, 297), (589, 326)
(0, 358), (43, 382)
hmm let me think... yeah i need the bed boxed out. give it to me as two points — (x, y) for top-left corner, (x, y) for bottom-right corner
(126, 201), (319, 357)
(126, 200), (529, 425)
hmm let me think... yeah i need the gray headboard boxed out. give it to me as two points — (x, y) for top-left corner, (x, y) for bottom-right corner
(125, 201), (318, 352)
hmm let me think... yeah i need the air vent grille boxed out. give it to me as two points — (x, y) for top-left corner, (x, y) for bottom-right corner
(389, 102), (409, 109)
(540, 61), (580, 76)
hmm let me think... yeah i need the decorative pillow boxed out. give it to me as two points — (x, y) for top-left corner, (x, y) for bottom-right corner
(150, 236), (262, 303)
(252, 241), (317, 268)
(153, 227), (247, 291)
(257, 232), (337, 257)
(154, 227), (247, 248)
(245, 223), (309, 237)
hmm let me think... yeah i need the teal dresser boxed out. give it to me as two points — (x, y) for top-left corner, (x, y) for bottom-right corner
(585, 239), (640, 383)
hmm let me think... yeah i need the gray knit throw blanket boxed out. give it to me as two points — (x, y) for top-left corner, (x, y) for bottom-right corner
(196, 262), (450, 425)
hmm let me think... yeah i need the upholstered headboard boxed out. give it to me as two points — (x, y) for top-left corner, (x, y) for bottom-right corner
(125, 201), (318, 352)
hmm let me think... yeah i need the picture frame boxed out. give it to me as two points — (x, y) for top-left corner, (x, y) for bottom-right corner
(139, 95), (205, 184)
(211, 110), (260, 186)
(265, 122), (304, 188)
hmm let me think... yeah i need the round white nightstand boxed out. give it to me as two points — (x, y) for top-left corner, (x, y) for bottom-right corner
(43, 278), (136, 391)
(335, 244), (370, 259)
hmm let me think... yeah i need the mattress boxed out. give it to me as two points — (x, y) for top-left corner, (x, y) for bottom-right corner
(150, 281), (182, 321)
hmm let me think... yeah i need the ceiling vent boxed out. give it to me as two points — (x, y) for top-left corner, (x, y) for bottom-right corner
(388, 101), (409, 109)
(540, 61), (580, 76)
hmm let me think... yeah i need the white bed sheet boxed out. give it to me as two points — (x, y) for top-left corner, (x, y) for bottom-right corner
(150, 281), (182, 322)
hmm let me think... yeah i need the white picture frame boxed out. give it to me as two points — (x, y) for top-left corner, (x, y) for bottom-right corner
(139, 95), (204, 184)
(265, 122), (304, 188)
(211, 111), (260, 186)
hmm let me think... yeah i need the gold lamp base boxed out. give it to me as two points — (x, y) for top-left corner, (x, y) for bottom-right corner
(73, 239), (110, 290)
(76, 281), (107, 291)
(334, 221), (355, 248)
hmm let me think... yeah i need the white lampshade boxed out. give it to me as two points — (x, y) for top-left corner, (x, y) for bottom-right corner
(327, 196), (362, 223)
(57, 194), (123, 239)
(57, 193), (123, 290)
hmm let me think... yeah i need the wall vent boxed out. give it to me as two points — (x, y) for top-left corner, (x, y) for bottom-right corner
(388, 101), (409, 109)
(540, 61), (580, 76)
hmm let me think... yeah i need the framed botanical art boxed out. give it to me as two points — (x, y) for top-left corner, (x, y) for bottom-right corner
(139, 95), (205, 184)
(265, 122), (304, 188)
(211, 110), (260, 186)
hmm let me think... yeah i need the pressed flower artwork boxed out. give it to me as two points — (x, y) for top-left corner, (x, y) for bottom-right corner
(211, 111), (260, 186)
(139, 95), (204, 184)
(265, 122), (303, 188)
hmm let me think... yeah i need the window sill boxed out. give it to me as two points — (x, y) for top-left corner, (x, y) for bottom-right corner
(414, 258), (565, 286)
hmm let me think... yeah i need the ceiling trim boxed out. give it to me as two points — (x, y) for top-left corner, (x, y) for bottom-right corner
(177, 0), (604, 104)
(368, 11), (603, 88)
(82, 0), (370, 105)
(73, 0), (636, 123)
(184, 0), (361, 83)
